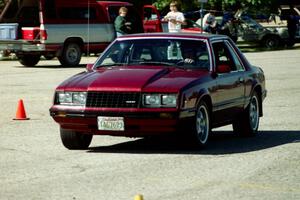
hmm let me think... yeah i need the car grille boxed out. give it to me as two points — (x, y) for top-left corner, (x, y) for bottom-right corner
(86, 92), (141, 108)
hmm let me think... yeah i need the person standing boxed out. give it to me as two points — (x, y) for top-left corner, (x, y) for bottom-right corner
(162, 1), (185, 32)
(287, 6), (298, 46)
(203, 10), (217, 33)
(114, 7), (132, 37)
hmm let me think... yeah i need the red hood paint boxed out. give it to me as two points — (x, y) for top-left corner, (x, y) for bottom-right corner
(57, 66), (209, 93)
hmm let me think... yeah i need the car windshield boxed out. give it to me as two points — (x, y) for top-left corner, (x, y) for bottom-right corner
(95, 38), (210, 70)
(241, 16), (264, 30)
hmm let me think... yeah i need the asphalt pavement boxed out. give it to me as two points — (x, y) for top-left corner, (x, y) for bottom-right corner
(0, 48), (299, 200)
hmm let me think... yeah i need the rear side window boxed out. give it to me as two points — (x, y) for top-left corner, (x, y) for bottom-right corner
(108, 6), (120, 22)
(212, 41), (244, 72)
(18, 6), (40, 26)
(58, 7), (97, 21)
(44, 0), (57, 19)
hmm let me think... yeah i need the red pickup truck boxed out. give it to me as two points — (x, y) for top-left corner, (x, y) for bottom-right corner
(0, 0), (162, 67)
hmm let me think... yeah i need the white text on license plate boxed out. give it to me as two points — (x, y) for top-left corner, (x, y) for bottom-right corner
(97, 116), (124, 131)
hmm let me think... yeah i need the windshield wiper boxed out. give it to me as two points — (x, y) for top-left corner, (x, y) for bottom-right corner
(138, 61), (188, 70)
(137, 61), (174, 66)
(96, 63), (127, 68)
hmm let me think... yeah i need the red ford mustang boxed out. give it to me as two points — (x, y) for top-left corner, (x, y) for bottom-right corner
(50, 33), (267, 150)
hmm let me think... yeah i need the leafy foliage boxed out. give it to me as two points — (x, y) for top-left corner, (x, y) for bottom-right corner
(153, 0), (279, 15)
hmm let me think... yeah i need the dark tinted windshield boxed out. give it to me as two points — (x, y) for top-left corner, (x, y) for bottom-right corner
(95, 38), (210, 70)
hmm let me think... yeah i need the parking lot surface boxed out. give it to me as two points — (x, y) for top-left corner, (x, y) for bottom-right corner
(0, 49), (300, 200)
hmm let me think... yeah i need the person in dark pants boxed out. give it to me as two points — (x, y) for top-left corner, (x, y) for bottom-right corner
(287, 6), (298, 46)
(114, 7), (132, 37)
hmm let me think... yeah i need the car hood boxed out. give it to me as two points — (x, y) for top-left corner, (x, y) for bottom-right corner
(57, 66), (209, 93)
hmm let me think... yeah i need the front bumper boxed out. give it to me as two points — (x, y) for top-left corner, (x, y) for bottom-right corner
(50, 108), (182, 137)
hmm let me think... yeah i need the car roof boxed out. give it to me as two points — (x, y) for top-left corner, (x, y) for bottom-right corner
(119, 32), (228, 41)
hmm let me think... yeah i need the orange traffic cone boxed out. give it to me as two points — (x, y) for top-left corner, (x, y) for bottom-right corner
(13, 99), (29, 120)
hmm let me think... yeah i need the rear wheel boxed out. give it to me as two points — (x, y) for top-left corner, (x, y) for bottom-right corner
(233, 91), (260, 136)
(60, 128), (93, 150)
(262, 36), (280, 49)
(192, 101), (211, 147)
(18, 54), (40, 67)
(58, 43), (82, 67)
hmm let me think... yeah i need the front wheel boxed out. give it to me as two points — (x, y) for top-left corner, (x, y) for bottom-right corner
(192, 101), (211, 147)
(233, 92), (260, 136)
(60, 128), (93, 150)
(18, 54), (40, 67)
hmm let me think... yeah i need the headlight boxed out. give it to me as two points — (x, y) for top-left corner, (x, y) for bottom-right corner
(143, 94), (177, 107)
(58, 92), (72, 104)
(162, 94), (177, 106)
(57, 92), (87, 106)
(73, 92), (87, 105)
(145, 94), (160, 106)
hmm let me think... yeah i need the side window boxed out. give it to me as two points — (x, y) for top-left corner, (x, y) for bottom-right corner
(58, 7), (96, 21)
(108, 6), (120, 22)
(108, 6), (143, 33)
(212, 41), (238, 71)
(18, 6), (39, 26)
(225, 42), (245, 71)
(44, 0), (57, 19)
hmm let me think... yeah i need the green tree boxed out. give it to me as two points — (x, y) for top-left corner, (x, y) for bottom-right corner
(152, 0), (279, 14)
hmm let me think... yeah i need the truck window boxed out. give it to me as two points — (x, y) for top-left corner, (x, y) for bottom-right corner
(108, 6), (143, 34)
(18, 6), (39, 27)
(44, 0), (57, 19)
(58, 7), (97, 21)
(107, 6), (119, 22)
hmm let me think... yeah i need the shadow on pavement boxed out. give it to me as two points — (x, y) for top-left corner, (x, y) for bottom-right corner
(87, 130), (300, 155)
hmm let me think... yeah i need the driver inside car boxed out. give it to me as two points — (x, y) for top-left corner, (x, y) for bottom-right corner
(181, 48), (196, 65)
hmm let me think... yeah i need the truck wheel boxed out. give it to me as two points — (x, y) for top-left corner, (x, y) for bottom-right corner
(59, 43), (82, 67)
(262, 36), (280, 49)
(60, 128), (93, 150)
(233, 91), (260, 137)
(18, 55), (40, 67)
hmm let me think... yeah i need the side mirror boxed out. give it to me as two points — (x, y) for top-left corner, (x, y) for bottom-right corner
(217, 64), (231, 74)
(86, 63), (94, 72)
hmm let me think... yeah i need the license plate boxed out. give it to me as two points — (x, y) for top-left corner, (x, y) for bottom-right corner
(97, 116), (124, 131)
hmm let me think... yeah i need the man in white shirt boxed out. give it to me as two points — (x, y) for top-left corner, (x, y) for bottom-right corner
(203, 10), (217, 33)
(162, 1), (185, 32)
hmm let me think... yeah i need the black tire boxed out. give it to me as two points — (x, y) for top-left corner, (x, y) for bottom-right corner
(192, 101), (211, 147)
(58, 43), (82, 67)
(60, 128), (93, 150)
(262, 36), (280, 49)
(286, 40), (295, 48)
(18, 55), (40, 67)
(43, 55), (55, 60)
(233, 91), (260, 137)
